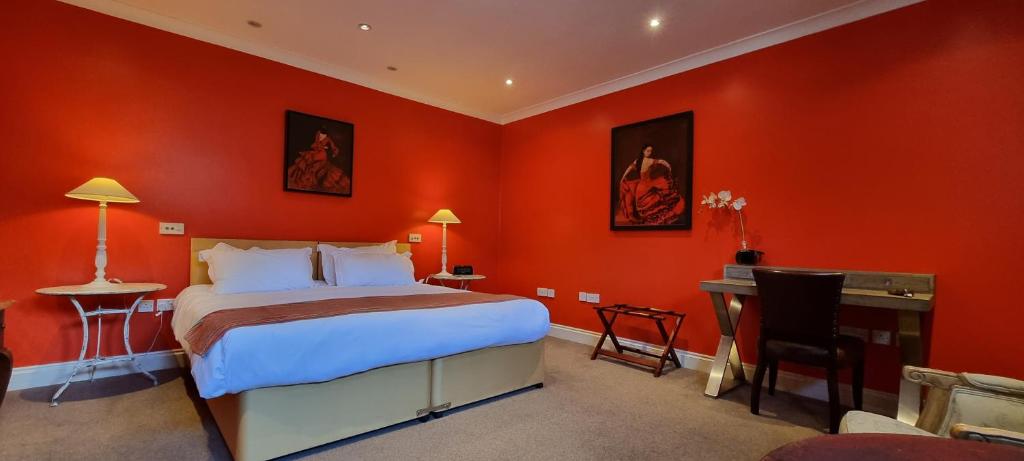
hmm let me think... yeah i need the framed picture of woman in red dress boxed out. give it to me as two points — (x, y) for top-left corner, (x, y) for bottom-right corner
(284, 110), (354, 197)
(611, 111), (693, 230)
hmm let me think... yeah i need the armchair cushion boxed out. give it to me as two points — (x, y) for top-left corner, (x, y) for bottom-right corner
(941, 386), (1024, 436)
(840, 411), (937, 437)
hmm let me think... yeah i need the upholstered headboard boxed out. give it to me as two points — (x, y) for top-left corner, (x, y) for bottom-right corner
(189, 238), (413, 285)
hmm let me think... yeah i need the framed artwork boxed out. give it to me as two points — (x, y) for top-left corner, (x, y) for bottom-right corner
(610, 111), (694, 230)
(284, 110), (354, 196)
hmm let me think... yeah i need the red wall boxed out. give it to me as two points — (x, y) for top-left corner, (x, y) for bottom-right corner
(4, 1), (1023, 394)
(495, 0), (1024, 391)
(0, 0), (502, 365)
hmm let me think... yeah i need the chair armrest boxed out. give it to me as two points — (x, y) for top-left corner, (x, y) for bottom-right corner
(950, 423), (1024, 448)
(961, 374), (1024, 396)
(903, 366), (962, 390)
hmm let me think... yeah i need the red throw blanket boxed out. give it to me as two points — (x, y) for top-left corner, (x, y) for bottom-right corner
(184, 292), (525, 356)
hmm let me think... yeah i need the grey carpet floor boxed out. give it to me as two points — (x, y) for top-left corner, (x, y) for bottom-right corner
(0, 338), (830, 460)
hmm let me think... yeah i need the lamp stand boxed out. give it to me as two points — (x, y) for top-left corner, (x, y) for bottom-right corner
(85, 201), (116, 287)
(438, 222), (452, 276)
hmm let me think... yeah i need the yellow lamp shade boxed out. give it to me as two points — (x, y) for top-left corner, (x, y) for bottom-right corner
(428, 209), (461, 224)
(65, 177), (139, 203)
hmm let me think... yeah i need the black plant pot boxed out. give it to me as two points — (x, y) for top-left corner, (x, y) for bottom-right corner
(735, 249), (764, 265)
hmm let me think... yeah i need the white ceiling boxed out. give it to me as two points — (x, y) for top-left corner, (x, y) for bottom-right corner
(63, 0), (919, 123)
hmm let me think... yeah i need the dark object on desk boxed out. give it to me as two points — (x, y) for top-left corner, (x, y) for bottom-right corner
(735, 248), (764, 265)
(0, 300), (13, 408)
(888, 288), (915, 297)
(590, 304), (685, 377)
(762, 433), (1024, 461)
(750, 269), (865, 434)
(453, 265), (473, 275)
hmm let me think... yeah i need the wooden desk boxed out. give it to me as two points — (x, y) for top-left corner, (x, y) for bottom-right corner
(700, 265), (934, 425)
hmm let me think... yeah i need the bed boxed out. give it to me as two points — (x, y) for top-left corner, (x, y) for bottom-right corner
(174, 238), (548, 461)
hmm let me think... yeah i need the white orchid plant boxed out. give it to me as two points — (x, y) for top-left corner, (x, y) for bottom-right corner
(700, 190), (750, 250)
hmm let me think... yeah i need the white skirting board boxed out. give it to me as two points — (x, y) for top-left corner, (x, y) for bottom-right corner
(548, 323), (898, 416)
(8, 326), (898, 415)
(8, 349), (187, 392)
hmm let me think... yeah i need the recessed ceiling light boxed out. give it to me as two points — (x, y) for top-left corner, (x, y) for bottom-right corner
(505, 79), (514, 86)
(358, 23), (371, 31)
(649, 18), (661, 28)
(246, 20), (262, 28)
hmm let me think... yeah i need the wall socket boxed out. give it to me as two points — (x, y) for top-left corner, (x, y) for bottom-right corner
(159, 222), (185, 235)
(156, 299), (174, 312)
(408, 233), (422, 243)
(578, 291), (601, 303)
(535, 288), (555, 298)
(871, 330), (892, 345)
(138, 300), (154, 313)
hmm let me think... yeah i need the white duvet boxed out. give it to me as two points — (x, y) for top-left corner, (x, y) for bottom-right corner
(172, 283), (550, 398)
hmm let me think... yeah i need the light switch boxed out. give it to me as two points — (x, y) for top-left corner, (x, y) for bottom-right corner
(548, 289), (555, 298)
(578, 291), (588, 302)
(536, 287), (546, 297)
(586, 293), (600, 304)
(408, 233), (422, 243)
(159, 222), (185, 235)
(138, 300), (154, 313)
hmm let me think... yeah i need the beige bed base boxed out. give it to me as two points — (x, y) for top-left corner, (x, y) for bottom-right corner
(190, 238), (545, 461)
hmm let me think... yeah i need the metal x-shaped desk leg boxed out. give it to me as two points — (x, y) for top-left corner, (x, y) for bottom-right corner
(704, 292), (747, 397)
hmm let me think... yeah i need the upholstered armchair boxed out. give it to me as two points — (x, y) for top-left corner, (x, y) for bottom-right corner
(840, 366), (1024, 447)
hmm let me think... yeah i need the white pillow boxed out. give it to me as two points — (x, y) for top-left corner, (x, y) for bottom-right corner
(333, 252), (415, 287)
(318, 241), (397, 286)
(198, 242), (241, 262)
(206, 247), (315, 294)
(197, 242), (246, 282)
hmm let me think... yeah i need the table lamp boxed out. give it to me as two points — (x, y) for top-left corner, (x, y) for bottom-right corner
(428, 209), (461, 276)
(66, 177), (140, 287)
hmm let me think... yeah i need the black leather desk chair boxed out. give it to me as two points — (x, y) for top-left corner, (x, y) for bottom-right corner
(750, 269), (865, 433)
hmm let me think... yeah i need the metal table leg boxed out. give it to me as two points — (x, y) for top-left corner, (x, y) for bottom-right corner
(50, 294), (157, 406)
(123, 295), (158, 386)
(704, 292), (747, 397)
(51, 296), (89, 406)
(896, 310), (925, 424)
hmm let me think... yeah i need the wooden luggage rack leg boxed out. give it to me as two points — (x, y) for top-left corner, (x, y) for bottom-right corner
(590, 304), (685, 377)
